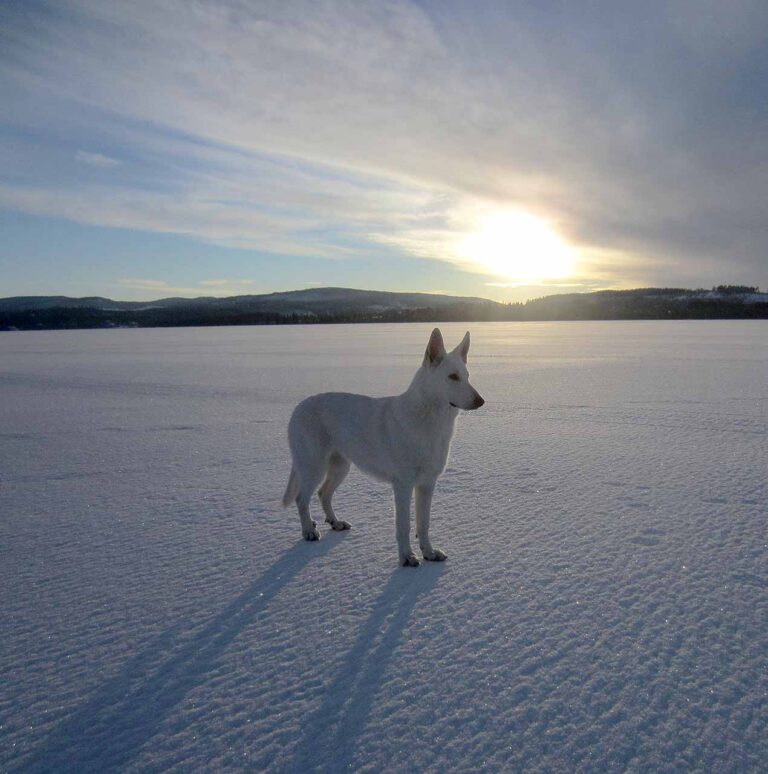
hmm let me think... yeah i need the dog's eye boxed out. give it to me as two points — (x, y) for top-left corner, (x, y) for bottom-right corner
(448, 373), (460, 381)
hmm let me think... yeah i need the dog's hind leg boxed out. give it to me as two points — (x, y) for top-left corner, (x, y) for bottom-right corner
(296, 460), (325, 542)
(318, 452), (352, 531)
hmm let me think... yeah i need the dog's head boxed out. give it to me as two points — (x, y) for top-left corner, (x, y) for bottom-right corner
(422, 328), (484, 411)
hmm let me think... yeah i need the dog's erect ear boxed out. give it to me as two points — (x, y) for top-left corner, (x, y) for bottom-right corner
(424, 327), (446, 366)
(453, 331), (470, 363)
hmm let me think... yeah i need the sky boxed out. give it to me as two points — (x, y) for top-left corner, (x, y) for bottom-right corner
(1, 0), (767, 302)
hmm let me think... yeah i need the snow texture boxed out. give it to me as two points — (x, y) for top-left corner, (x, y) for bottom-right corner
(1, 321), (766, 773)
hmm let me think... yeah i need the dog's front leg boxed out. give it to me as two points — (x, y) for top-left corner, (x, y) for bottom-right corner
(393, 481), (419, 566)
(415, 481), (446, 561)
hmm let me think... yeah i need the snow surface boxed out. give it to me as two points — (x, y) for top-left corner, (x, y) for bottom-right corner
(1, 321), (766, 773)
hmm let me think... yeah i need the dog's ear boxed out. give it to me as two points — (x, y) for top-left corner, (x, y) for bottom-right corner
(453, 331), (470, 363)
(424, 327), (446, 366)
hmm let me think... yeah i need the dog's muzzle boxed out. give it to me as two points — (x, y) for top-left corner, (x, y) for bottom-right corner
(451, 393), (485, 410)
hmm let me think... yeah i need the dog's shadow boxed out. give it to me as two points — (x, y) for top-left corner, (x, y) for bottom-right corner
(18, 534), (343, 773)
(19, 535), (443, 773)
(289, 561), (445, 773)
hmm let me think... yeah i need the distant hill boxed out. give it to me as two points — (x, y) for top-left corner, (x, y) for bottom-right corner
(0, 285), (766, 330)
(520, 286), (768, 321)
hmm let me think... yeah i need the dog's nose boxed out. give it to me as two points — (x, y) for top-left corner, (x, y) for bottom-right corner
(473, 394), (485, 409)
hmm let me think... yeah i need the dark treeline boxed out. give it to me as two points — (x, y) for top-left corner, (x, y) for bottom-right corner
(0, 303), (511, 330)
(1, 287), (766, 330)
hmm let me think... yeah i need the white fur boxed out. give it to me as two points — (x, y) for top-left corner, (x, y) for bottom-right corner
(282, 328), (484, 566)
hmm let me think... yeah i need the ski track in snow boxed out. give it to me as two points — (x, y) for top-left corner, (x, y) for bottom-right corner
(1, 321), (766, 772)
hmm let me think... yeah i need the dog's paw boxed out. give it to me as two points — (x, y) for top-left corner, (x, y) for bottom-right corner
(422, 546), (447, 562)
(328, 519), (351, 531)
(400, 552), (421, 567)
(303, 526), (320, 541)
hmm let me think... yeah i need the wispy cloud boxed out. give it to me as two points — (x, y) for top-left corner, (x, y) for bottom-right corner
(197, 279), (253, 287)
(75, 150), (121, 168)
(116, 277), (256, 298)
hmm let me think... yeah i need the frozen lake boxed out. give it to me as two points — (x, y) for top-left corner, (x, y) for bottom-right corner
(1, 321), (767, 772)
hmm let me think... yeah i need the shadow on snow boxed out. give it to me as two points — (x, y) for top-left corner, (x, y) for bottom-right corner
(288, 562), (445, 773)
(20, 535), (343, 773)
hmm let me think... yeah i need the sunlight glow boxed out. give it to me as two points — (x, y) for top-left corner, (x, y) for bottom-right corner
(455, 210), (576, 282)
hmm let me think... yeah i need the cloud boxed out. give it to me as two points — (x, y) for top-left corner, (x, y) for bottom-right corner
(1, 0), (767, 291)
(197, 279), (253, 287)
(116, 277), (255, 297)
(75, 150), (121, 167)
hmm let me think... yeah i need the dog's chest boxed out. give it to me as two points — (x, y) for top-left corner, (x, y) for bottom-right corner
(410, 423), (454, 478)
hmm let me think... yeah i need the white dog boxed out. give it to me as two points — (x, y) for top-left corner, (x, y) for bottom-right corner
(282, 328), (484, 566)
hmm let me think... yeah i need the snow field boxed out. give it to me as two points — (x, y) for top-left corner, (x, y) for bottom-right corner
(1, 321), (766, 772)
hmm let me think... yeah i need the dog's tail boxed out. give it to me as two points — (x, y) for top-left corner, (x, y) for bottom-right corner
(281, 467), (299, 507)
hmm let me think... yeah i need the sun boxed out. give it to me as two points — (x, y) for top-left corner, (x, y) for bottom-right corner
(455, 209), (576, 282)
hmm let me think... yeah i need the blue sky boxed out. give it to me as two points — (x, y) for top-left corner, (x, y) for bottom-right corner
(1, 0), (767, 301)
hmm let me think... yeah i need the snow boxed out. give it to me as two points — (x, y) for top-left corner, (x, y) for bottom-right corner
(1, 321), (766, 772)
